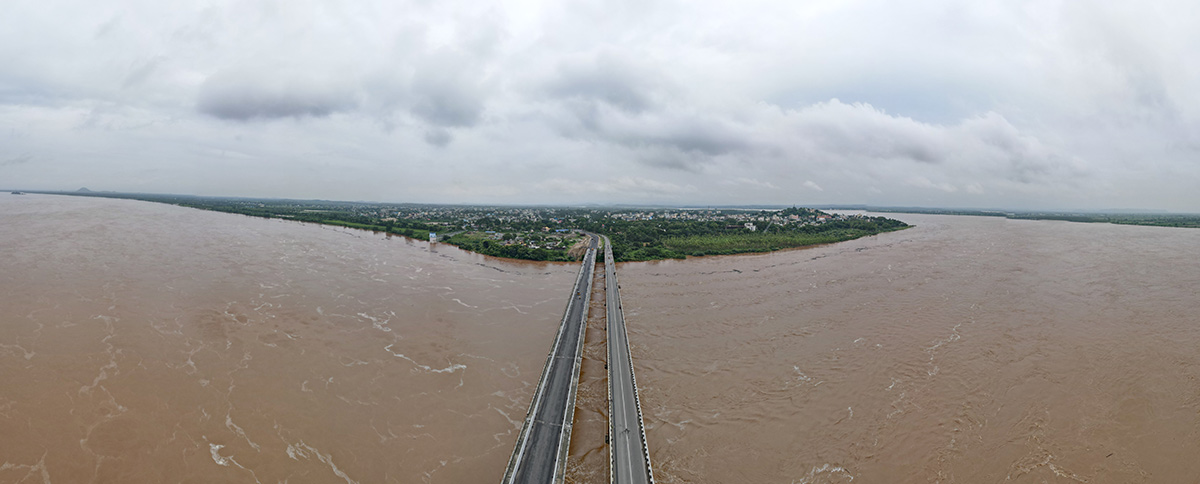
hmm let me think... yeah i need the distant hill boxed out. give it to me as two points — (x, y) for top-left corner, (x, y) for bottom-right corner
(77, 187), (92, 193)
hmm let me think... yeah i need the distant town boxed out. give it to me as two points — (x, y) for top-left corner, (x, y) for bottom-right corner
(18, 188), (1200, 261)
(23, 190), (909, 261)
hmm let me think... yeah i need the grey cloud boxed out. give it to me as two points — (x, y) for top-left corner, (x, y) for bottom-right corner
(423, 128), (453, 147)
(1, 153), (33, 166)
(793, 100), (947, 164)
(765, 100), (1084, 188)
(546, 54), (658, 113)
(955, 112), (1087, 184)
(122, 56), (167, 89)
(546, 89), (752, 171)
(4, 0), (1200, 209)
(93, 14), (121, 39)
(537, 176), (696, 197)
(197, 69), (357, 121)
(566, 112), (753, 172)
(408, 50), (491, 128)
(613, 117), (752, 171)
(357, 43), (493, 133)
(410, 76), (485, 128)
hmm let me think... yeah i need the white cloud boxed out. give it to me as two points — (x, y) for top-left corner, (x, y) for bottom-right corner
(723, 178), (779, 190)
(1, 0), (1198, 210)
(906, 176), (959, 193)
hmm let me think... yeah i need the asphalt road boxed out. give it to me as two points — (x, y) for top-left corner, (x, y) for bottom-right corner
(603, 235), (655, 484)
(503, 234), (598, 484)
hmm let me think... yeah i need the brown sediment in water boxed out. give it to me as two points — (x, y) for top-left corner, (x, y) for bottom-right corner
(9, 196), (1200, 484)
(0, 194), (577, 483)
(621, 213), (1200, 483)
(565, 260), (610, 484)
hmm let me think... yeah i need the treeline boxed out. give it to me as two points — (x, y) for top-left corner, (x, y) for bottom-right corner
(576, 216), (908, 261)
(440, 235), (575, 261)
(46, 191), (911, 262)
(177, 201), (440, 240)
(1008, 213), (1200, 227)
(861, 206), (1200, 228)
(50, 191), (440, 240)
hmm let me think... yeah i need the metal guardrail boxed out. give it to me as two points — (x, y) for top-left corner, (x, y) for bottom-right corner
(501, 236), (598, 484)
(601, 235), (655, 484)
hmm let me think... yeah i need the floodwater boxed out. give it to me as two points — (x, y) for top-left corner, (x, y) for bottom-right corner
(620, 213), (1200, 483)
(7, 196), (1200, 484)
(0, 194), (577, 483)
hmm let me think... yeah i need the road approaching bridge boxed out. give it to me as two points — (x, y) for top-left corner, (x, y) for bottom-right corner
(502, 234), (599, 484)
(601, 235), (655, 484)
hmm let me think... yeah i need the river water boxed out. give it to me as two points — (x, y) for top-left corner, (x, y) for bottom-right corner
(0, 194), (577, 483)
(5, 196), (1200, 484)
(621, 213), (1200, 483)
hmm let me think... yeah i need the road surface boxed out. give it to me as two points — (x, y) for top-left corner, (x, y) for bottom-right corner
(502, 234), (599, 484)
(602, 235), (655, 484)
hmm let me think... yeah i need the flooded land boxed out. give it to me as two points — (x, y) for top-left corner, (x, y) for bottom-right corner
(0, 194), (577, 483)
(5, 195), (1200, 484)
(621, 213), (1200, 483)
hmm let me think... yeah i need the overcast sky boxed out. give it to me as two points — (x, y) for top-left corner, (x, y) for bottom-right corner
(2, 1), (1198, 210)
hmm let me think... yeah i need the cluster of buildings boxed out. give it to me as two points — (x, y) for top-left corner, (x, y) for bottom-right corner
(604, 208), (845, 226)
(321, 204), (860, 236)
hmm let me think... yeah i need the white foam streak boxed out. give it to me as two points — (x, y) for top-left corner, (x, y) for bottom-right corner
(0, 453), (51, 484)
(383, 344), (467, 373)
(284, 441), (359, 484)
(794, 463), (855, 483)
(225, 414), (261, 451)
(209, 444), (231, 467)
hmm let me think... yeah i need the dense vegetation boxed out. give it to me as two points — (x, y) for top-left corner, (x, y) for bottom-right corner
(438, 233), (578, 261)
(38, 190), (911, 262)
(576, 216), (909, 261)
(852, 206), (1200, 228)
(1008, 213), (1200, 227)
(44, 191), (438, 240)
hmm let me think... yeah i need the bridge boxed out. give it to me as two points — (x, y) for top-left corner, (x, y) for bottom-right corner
(602, 235), (655, 484)
(502, 234), (598, 484)
(501, 233), (655, 484)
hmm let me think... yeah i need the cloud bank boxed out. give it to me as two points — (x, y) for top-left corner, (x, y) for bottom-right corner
(1, 0), (1198, 209)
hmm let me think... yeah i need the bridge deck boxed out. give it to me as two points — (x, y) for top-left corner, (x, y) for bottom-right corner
(602, 236), (655, 484)
(502, 235), (598, 484)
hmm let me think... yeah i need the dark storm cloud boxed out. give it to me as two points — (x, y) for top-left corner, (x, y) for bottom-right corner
(196, 70), (357, 121)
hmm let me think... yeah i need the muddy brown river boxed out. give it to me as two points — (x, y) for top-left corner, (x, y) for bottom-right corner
(621, 213), (1200, 483)
(4, 196), (1200, 483)
(0, 195), (576, 483)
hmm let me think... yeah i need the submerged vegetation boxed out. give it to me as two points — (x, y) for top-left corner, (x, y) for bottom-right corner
(37, 191), (910, 262)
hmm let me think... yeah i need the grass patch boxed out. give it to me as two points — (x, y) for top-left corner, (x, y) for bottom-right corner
(660, 227), (906, 257)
